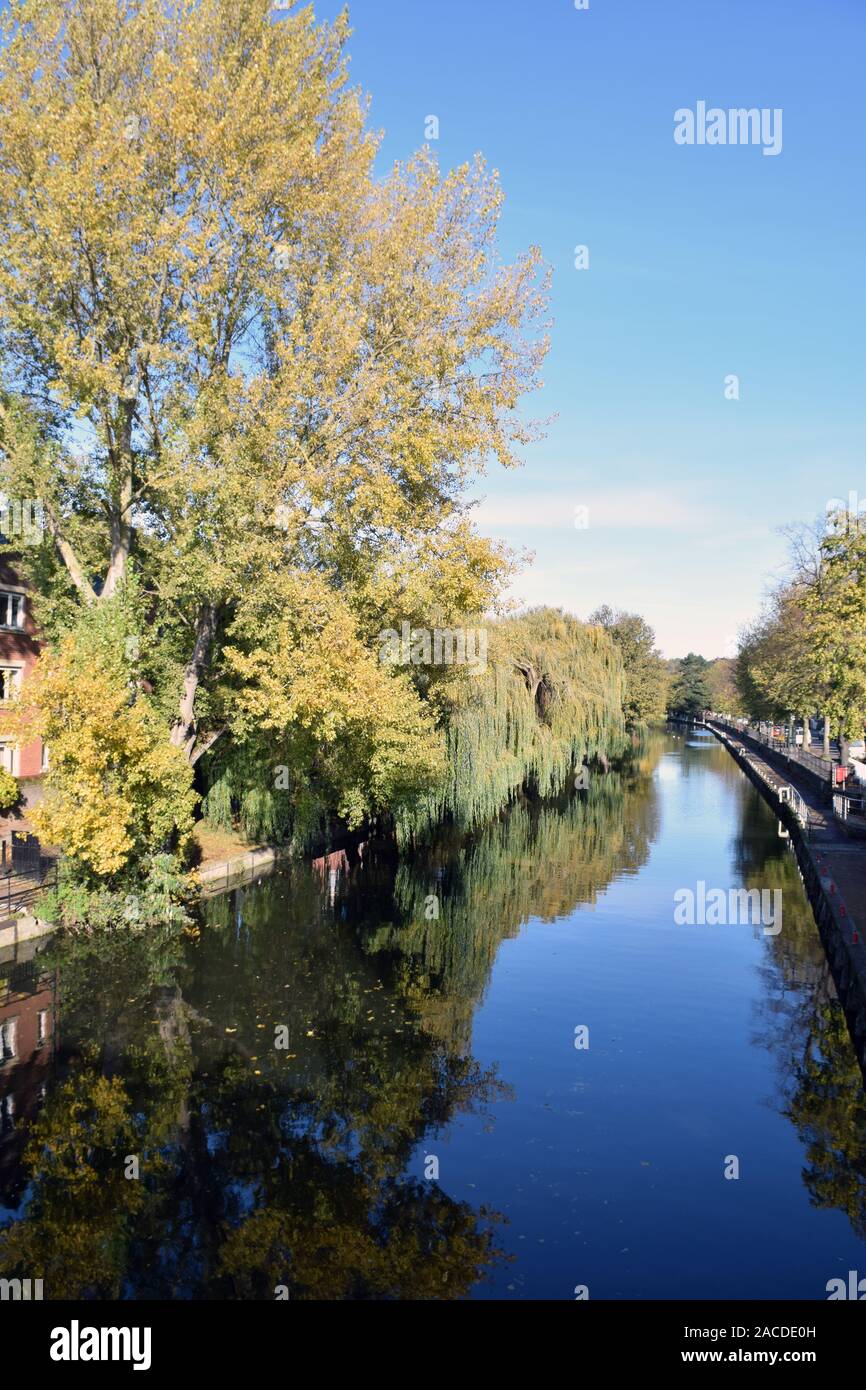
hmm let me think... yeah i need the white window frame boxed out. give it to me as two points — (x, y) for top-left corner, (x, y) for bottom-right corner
(0, 666), (22, 703)
(0, 1016), (18, 1063)
(0, 590), (24, 631)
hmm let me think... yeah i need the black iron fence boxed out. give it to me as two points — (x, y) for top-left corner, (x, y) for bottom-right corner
(0, 835), (58, 916)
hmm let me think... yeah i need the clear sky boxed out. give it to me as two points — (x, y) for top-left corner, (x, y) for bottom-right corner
(313, 0), (865, 657)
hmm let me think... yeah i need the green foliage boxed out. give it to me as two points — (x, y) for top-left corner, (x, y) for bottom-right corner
(736, 583), (822, 724)
(734, 518), (866, 739)
(802, 522), (866, 740)
(38, 853), (194, 934)
(589, 605), (669, 724)
(0, 2), (649, 878)
(0, 0), (547, 803)
(201, 736), (307, 846)
(201, 608), (633, 849)
(667, 653), (711, 719)
(398, 608), (627, 840)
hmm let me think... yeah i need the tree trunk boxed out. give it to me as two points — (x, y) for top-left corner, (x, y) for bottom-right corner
(823, 714), (831, 759)
(43, 503), (97, 604)
(101, 424), (134, 599)
(171, 603), (219, 759)
(101, 508), (130, 598)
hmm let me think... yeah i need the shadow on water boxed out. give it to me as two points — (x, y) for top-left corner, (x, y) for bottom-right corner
(1, 728), (866, 1297)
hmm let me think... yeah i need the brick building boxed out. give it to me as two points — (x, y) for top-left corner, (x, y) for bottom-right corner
(0, 554), (46, 822)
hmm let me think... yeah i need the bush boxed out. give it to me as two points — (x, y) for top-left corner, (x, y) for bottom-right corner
(37, 854), (195, 936)
(0, 766), (19, 813)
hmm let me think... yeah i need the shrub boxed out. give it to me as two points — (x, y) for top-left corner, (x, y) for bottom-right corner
(0, 765), (18, 813)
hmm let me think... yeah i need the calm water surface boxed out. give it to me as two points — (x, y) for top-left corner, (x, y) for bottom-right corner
(2, 729), (865, 1299)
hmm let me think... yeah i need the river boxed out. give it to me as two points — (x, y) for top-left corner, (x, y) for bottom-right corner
(1, 727), (865, 1299)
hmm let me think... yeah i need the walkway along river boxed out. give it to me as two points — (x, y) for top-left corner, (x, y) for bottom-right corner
(1, 727), (865, 1298)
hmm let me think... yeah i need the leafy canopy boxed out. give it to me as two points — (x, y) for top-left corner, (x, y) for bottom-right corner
(0, 0), (548, 861)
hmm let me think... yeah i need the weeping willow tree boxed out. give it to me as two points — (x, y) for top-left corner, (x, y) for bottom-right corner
(397, 607), (627, 841)
(200, 607), (627, 848)
(200, 734), (313, 847)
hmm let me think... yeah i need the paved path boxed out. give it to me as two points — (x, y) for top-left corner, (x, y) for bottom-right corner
(707, 721), (866, 945)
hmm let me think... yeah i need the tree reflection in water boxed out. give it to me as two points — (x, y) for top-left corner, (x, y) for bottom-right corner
(4, 729), (866, 1295)
(719, 743), (866, 1241)
(0, 742), (663, 1299)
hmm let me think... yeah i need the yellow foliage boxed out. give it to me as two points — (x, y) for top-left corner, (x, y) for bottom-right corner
(0, 0), (550, 835)
(5, 637), (197, 877)
(224, 586), (446, 827)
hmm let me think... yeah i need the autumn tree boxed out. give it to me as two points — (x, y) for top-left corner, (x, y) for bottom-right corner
(735, 586), (821, 732)
(705, 657), (740, 717)
(0, 0), (547, 861)
(5, 582), (197, 878)
(735, 515), (866, 755)
(801, 519), (866, 756)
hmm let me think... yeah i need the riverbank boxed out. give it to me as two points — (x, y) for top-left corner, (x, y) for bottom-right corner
(197, 844), (293, 896)
(0, 911), (54, 951)
(706, 719), (866, 1067)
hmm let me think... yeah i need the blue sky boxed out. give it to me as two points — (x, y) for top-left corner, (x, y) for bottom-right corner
(314, 0), (865, 656)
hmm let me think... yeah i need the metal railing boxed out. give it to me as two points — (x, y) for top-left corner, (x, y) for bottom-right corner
(708, 717), (836, 783)
(779, 784), (810, 833)
(0, 858), (57, 916)
(833, 791), (866, 823)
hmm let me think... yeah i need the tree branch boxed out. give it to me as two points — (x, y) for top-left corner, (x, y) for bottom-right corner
(42, 501), (98, 605)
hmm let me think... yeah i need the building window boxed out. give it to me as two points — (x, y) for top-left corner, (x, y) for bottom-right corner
(40, 743), (49, 773)
(0, 667), (21, 702)
(0, 592), (24, 630)
(36, 1009), (48, 1046)
(0, 742), (16, 776)
(0, 1017), (18, 1062)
